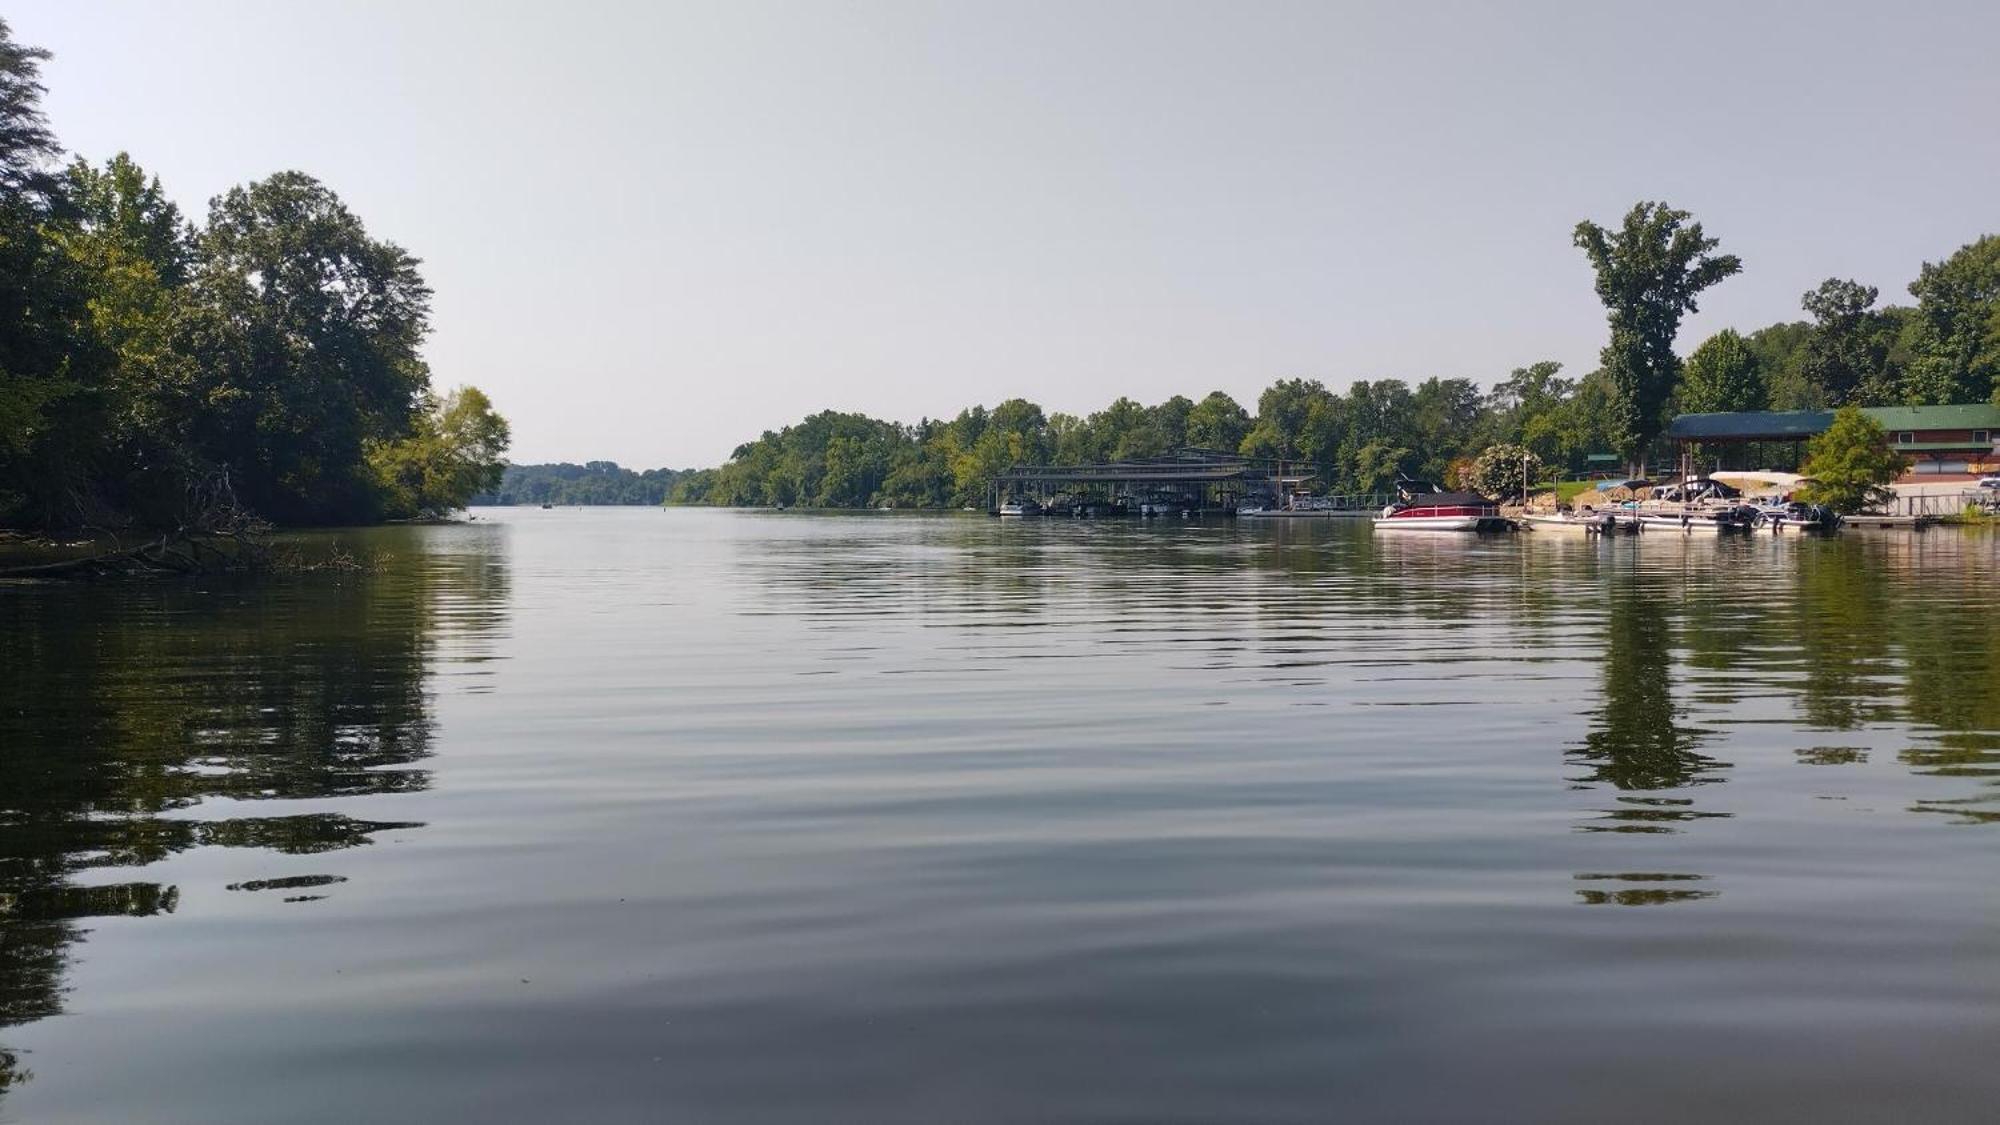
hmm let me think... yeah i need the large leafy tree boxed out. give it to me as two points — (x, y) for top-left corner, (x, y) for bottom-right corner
(1679, 329), (1767, 414)
(191, 172), (433, 523)
(1798, 406), (1905, 514)
(1573, 202), (1741, 469)
(49, 154), (201, 519)
(1797, 278), (1899, 406)
(0, 18), (60, 199)
(0, 18), (109, 524)
(1904, 234), (2000, 406)
(1483, 361), (1571, 461)
(1409, 377), (1483, 482)
(367, 386), (511, 518)
(1185, 390), (1250, 452)
(1745, 320), (1816, 409)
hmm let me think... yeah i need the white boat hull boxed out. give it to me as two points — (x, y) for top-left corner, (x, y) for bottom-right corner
(1519, 514), (1604, 533)
(1633, 514), (1743, 533)
(1373, 514), (1489, 531)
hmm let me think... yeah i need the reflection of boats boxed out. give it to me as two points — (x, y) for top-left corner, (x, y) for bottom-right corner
(997, 497), (1042, 517)
(1375, 492), (1511, 531)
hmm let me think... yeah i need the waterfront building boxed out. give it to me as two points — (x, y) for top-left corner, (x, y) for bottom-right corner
(1667, 404), (2000, 482)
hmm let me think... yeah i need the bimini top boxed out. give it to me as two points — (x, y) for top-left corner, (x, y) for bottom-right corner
(1403, 491), (1492, 507)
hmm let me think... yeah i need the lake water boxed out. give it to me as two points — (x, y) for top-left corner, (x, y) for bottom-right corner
(2, 509), (1997, 1122)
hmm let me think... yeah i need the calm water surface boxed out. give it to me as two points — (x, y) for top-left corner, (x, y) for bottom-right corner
(2, 509), (1997, 1122)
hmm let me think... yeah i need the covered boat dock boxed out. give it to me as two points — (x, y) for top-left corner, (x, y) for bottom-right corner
(989, 448), (1313, 515)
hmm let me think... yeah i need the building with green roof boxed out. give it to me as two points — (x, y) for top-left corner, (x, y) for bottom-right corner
(1666, 404), (2000, 480)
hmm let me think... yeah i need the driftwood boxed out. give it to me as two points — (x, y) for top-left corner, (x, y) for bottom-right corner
(0, 468), (273, 581)
(0, 531), (260, 579)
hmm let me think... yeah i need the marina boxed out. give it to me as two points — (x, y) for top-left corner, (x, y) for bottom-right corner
(989, 448), (1386, 519)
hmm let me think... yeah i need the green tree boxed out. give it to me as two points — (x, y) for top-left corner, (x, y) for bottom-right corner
(49, 154), (202, 521)
(1573, 201), (1741, 468)
(1904, 234), (2000, 406)
(1409, 376), (1483, 482)
(367, 386), (511, 517)
(1797, 279), (1898, 406)
(0, 18), (60, 199)
(0, 18), (109, 525)
(1185, 390), (1250, 451)
(1679, 329), (1767, 414)
(1797, 406), (1905, 514)
(1348, 439), (1409, 494)
(191, 172), (434, 523)
(1249, 378), (1332, 459)
(1745, 320), (1816, 409)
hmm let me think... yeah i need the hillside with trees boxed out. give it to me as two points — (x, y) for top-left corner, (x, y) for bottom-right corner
(473, 462), (692, 507)
(0, 20), (508, 530)
(673, 206), (1999, 509)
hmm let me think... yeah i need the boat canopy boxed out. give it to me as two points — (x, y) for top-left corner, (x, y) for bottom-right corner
(1404, 490), (1492, 507)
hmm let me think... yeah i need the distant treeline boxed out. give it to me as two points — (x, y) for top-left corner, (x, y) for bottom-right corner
(0, 21), (508, 530)
(671, 209), (1998, 510)
(474, 463), (691, 507)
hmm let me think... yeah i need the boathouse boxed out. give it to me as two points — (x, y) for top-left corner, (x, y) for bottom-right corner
(989, 447), (1309, 513)
(1666, 404), (2000, 481)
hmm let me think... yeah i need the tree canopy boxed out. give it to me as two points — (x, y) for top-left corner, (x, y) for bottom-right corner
(1903, 235), (2000, 407)
(473, 462), (693, 507)
(1679, 329), (1767, 415)
(0, 20), (506, 528)
(668, 374), (1619, 510)
(1573, 201), (1742, 466)
(1798, 407), (1906, 514)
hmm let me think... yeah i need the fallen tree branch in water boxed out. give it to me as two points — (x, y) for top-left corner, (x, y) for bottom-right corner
(0, 470), (275, 580)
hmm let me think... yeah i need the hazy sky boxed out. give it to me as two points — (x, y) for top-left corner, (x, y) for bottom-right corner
(14, 2), (1998, 467)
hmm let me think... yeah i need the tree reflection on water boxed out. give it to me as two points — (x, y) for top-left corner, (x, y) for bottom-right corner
(0, 527), (507, 1098)
(1567, 582), (1727, 904)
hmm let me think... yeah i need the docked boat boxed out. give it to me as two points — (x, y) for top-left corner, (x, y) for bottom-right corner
(1519, 510), (1621, 534)
(997, 497), (1042, 517)
(1374, 489), (1512, 532)
(1630, 505), (1758, 533)
(1749, 500), (1840, 532)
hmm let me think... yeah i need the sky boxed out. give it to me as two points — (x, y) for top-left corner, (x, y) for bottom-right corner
(13, 1), (1999, 467)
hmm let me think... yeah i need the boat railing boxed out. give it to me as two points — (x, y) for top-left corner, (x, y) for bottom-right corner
(1393, 504), (1500, 518)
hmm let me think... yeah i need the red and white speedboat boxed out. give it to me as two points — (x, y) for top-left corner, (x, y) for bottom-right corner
(1373, 488), (1512, 532)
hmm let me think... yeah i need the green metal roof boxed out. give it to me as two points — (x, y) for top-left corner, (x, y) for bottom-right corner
(1860, 404), (2000, 430)
(1666, 411), (1832, 441)
(1668, 403), (2000, 443)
